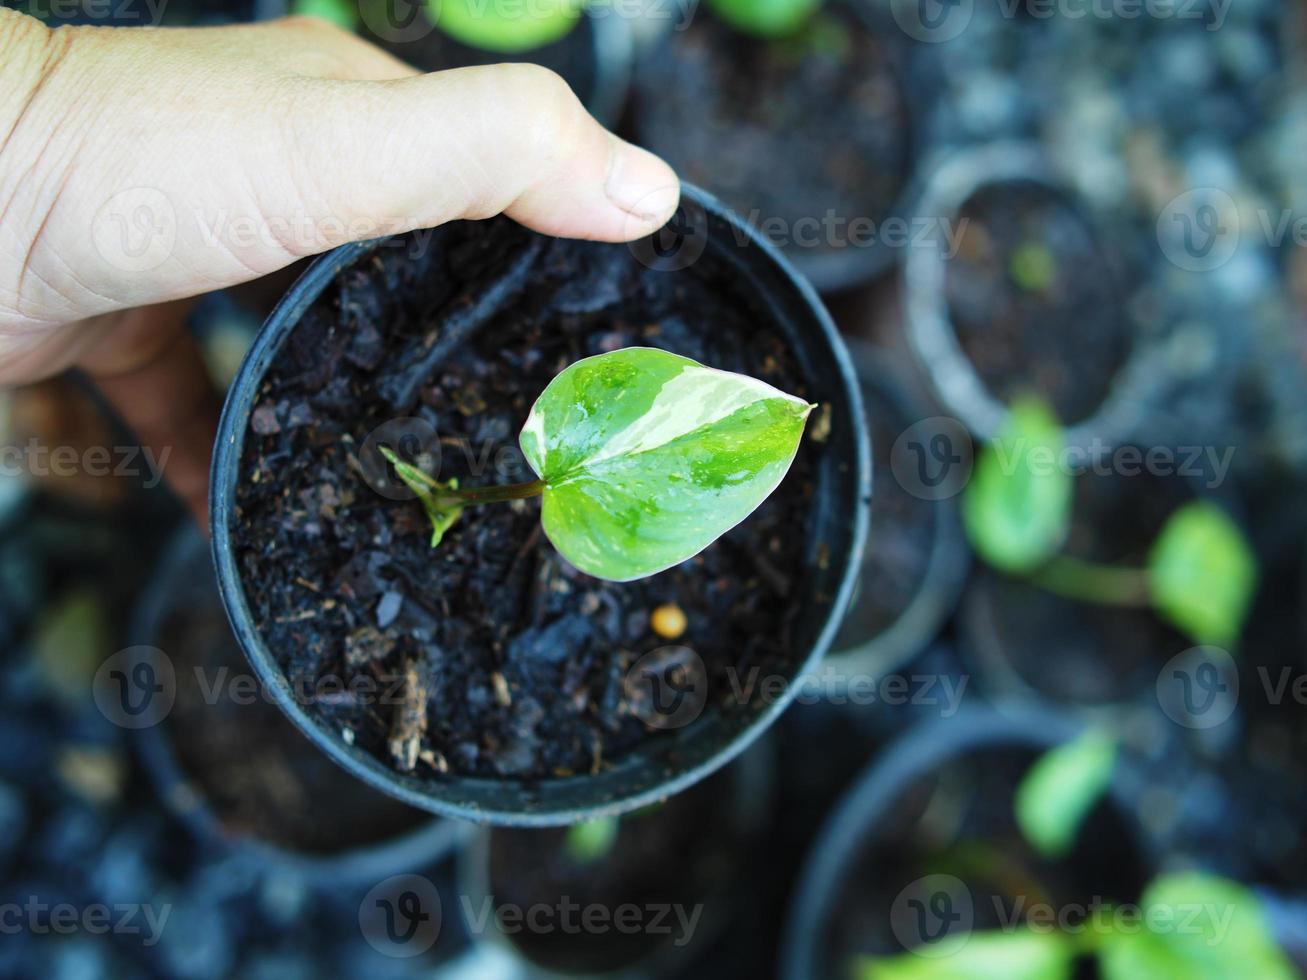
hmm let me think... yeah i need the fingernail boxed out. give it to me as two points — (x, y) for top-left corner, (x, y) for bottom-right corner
(605, 141), (680, 226)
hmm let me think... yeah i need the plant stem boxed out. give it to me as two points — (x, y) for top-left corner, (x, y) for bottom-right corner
(1032, 554), (1152, 608)
(435, 479), (547, 509)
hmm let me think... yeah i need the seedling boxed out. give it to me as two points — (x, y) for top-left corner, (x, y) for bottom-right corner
(381, 347), (814, 582)
(1014, 730), (1117, 861)
(853, 872), (1294, 980)
(962, 396), (1256, 648)
(1009, 241), (1057, 293)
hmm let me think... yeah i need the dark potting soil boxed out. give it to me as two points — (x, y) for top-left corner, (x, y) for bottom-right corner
(832, 374), (934, 650)
(635, 6), (909, 268)
(365, 16), (596, 110)
(157, 561), (429, 853)
(233, 217), (819, 783)
(486, 773), (741, 972)
(945, 182), (1131, 427)
(968, 468), (1192, 706)
(821, 746), (1148, 977)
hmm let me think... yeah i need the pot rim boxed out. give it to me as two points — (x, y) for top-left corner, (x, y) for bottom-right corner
(209, 183), (870, 826)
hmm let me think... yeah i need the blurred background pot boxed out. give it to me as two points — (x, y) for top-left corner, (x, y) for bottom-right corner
(210, 185), (869, 825)
(780, 705), (1153, 980)
(131, 525), (467, 885)
(447, 740), (773, 977)
(633, 0), (914, 294)
(958, 468), (1247, 720)
(904, 142), (1155, 449)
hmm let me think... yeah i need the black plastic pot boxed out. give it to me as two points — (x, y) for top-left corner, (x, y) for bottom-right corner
(211, 184), (869, 825)
(132, 524), (468, 885)
(633, 2), (915, 295)
(903, 142), (1152, 449)
(450, 738), (774, 977)
(780, 705), (1153, 980)
(815, 343), (967, 698)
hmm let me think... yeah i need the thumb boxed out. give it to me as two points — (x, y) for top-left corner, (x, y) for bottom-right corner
(7, 17), (680, 326)
(275, 63), (682, 247)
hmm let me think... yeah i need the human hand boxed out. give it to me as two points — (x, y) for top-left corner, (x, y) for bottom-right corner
(0, 10), (679, 525)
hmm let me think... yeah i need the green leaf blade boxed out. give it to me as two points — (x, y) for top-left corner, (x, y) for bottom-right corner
(962, 396), (1073, 574)
(1147, 501), (1256, 647)
(521, 348), (812, 582)
(1099, 873), (1294, 980)
(1015, 731), (1117, 860)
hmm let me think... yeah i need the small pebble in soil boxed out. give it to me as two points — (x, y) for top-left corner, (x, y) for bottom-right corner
(650, 603), (688, 640)
(375, 590), (402, 628)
